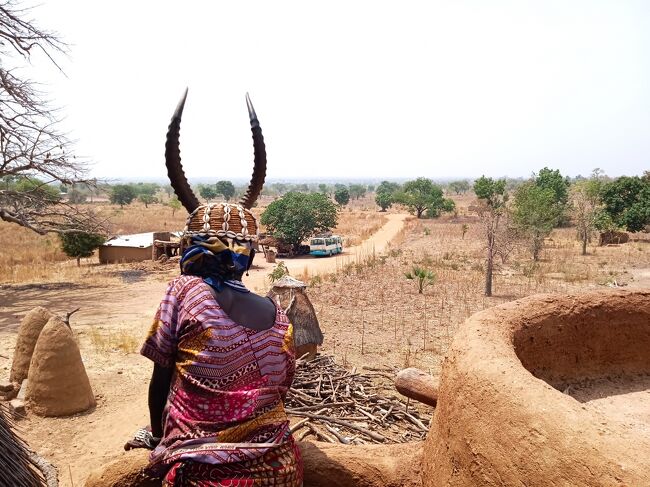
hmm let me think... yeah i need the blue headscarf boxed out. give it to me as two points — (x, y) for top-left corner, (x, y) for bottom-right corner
(180, 235), (254, 292)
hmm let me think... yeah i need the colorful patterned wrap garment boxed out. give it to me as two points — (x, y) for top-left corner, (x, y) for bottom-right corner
(141, 275), (303, 486)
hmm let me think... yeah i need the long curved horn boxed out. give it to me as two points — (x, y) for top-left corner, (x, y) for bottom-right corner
(239, 93), (267, 209)
(165, 88), (200, 213)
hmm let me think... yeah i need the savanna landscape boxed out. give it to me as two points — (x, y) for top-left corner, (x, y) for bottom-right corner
(1, 1), (650, 486)
(2, 177), (650, 485)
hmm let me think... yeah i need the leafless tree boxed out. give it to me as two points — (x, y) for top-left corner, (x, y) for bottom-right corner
(570, 176), (603, 256)
(0, 0), (104, 234)
(494, 209), (518, 265)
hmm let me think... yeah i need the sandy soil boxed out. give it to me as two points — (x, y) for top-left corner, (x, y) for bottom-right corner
(0, 213), (409, 487)
(567, 375), (650, 435)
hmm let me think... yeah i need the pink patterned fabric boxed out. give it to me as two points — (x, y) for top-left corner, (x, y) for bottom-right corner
(141, 275), (298, 480)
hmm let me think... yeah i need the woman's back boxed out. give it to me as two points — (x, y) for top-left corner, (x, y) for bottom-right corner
(141, 275), (296, 471)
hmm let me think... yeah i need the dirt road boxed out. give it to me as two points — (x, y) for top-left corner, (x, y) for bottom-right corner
(246, 212), (409, 289)
(0, 212), (409, 487)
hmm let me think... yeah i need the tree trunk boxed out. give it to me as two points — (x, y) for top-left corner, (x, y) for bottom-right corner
(76, 257), (81, 267)
(485, 245), (493, 297)
(532, 236), (541, 261)
(582, 230), (588, 255)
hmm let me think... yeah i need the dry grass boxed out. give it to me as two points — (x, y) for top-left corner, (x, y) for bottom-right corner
(0, 221), (68, 283)
(334, 209), (388, 246)
(0, 202), (386, 283)
(307, 200), (650, 377)
(0, 202), (188, 283)
(3, 196), (650, 379)
(88, 327), (140, 354)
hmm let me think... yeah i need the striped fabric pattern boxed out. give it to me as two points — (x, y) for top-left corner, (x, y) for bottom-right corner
(141, 275), (297, 477)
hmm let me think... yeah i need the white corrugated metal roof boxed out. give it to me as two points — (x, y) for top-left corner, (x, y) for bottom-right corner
(102, 232), (154, 248)
(102, 231), (183, 248)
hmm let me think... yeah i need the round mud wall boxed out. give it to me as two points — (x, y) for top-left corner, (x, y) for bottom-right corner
(424, 290), (650, 486)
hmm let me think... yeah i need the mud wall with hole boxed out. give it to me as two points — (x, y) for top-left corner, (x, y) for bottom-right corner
(423, 290), (650, 486)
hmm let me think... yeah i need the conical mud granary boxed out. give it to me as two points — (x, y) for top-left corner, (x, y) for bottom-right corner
(26, 316), (95, 417)
(10, 307), (53, 385)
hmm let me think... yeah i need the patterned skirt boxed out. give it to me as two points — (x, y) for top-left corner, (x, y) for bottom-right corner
(163, 438), (303, 487)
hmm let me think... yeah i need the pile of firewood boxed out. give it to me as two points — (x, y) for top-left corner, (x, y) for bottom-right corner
(286, 355), (432, 444)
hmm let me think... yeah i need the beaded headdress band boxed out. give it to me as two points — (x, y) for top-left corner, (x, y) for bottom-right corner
(183, 203), (258, 241)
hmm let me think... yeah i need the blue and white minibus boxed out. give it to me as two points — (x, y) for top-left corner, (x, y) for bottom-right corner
(309, 236), (343, 256)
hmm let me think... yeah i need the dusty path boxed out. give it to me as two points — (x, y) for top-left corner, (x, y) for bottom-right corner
(0, 213), (409, 332)
(247, 212), (409, 289)
(0, 212), (409, 487)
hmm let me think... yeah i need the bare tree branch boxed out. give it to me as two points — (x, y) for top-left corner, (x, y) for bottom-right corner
(0, 1), (105, 235)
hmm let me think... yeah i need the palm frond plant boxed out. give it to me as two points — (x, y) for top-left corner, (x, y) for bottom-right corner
(405, 266), (436, 294)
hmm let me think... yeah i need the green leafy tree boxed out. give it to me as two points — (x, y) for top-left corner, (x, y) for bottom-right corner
(448, 180), (470, 195)
(395, 178), (454, 218)
(533, 167), (570, 225)
(334, 187), (350, 206)
(349, 184), (367, 200)
(598, 176), (650, 232)
(163, 184), (174, 198)
(375, 192), (393, 212)
(139, 193), (157, 208)
(261, 192), (338, 250)
(167, 196), (182, 216)
(271, 182), (290, 195)
(318, 183), (329, 194)
(110, 184), (137, 207)
(198, 184), (218, 202)
(59, 231), (105, 266)
(513, 182), (563, 261)
(215, 180), (236, 201)
(427, 198), (455, 218)
(534, 167), (570, 206)
(473, 176), (508, 296)
(15, 178), (61, 207)
(133, 182), (159, 198)
(405, 266), (436, 294)
(375, 181), (400, 211)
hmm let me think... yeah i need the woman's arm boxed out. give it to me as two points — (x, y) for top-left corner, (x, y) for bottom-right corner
(148, 363), (174, 438)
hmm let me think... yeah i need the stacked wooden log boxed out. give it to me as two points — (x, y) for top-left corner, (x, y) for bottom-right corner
(286, 355), (432, 444)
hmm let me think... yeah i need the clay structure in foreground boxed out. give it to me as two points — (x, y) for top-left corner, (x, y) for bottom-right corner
(87, 289), (650, 486)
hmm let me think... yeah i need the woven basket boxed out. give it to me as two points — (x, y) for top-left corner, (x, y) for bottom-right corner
(184, 203), (259, 241)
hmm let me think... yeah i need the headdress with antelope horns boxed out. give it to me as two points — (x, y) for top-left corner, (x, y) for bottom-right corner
(165, 89), (266, 241)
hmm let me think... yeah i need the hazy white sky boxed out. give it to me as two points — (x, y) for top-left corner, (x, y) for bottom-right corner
(24, 0), (650, 180)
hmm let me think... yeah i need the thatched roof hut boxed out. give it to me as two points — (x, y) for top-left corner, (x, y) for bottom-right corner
(0, 405), (48, 486)
(267, 276), (323, 360)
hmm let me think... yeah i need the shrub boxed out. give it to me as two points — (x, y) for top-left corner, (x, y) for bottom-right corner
(405, 266), (436, 294)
